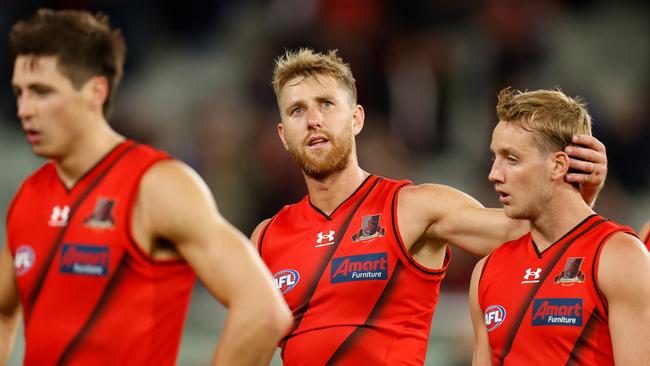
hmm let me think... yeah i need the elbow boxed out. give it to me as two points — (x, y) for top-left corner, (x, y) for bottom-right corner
(269, 299), (294, 338)
(250, 298), (293, 341)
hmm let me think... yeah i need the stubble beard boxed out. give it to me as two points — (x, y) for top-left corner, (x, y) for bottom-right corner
(287, 128), (353, 181)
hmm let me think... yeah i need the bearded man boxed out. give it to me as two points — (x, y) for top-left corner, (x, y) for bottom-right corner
(250, 48), (608, 365)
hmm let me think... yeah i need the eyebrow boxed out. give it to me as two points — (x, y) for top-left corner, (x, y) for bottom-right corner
(12, 82), (55, 95)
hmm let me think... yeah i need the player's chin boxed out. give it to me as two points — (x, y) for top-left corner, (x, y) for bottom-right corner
(503, 206), (525, 220)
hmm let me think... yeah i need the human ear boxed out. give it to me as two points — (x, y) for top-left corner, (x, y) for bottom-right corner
(277, 122), (289, 151)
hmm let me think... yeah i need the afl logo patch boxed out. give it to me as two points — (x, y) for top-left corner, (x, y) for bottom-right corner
(273, 269), (300, 294)
(484, 305), (506, 332)
(14, 245), (36, 276)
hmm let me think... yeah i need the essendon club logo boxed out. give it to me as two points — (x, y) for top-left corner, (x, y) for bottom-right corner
(84, 197), (116, 229)
(351, 214), (385, 242)
(554, 257), (586, 286)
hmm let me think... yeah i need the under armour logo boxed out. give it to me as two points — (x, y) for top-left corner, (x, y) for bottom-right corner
(315, 230), (336, 247)
(521, 267), (542, 283)
(48, 205), (70, 227)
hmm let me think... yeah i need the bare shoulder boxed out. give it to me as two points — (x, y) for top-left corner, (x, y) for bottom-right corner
(250, 218), (272, 244)
(471, 256), (489, 282)
(601, 231), (649, 261)
(140, 159), (212, 199)
(599, 232), (650, 295)
(135, 159), (220, 244)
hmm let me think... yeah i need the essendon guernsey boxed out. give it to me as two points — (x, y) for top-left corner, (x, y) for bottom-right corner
(258, 175), (450, 365)
(7, 141), (196, 365)
(478, 214), (635, 365)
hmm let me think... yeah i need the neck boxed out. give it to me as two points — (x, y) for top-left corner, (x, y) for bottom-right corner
(530, 186), (595, 252)
(304, 161), (369, 215)
(55, 119), (124, 188)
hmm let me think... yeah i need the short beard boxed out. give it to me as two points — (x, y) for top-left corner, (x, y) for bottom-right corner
(287, 129), (353, 181)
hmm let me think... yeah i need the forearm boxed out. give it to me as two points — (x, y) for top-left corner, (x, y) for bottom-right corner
(212, 306), (289, 366)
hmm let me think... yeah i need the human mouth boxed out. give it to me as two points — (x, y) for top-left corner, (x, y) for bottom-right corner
(306, 135), (330, 148)
(495, 188), (511, 204)
(24, 129), (41, 144)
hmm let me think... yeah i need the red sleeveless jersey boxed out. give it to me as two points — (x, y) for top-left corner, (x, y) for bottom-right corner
(258, 175), (450, 366)
(478, 214), (635, 366)
(7, 141), (196, 365)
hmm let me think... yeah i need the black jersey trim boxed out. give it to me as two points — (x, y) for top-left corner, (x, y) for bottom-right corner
(308, 175), (376, 220)
(257, 216), (277, 257)
(479, 253), (494, 285)
(534, 214), (598, 258)
(26, 143), (137, 320)
(281, 177), (381, 349)
(56, 255), (128, 365)
(123, 156), (191, 267)
(591, 227), (634, 315)
(501, 218), (606, 362)
(390, 183), (446, 276)
(564, 309), (601, 366)
(325, 263), (404, 365)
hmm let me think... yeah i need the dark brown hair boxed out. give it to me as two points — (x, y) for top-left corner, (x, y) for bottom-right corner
(10, 8), (126, 117)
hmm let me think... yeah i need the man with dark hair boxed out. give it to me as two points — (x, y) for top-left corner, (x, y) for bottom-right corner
(469, 88), (650, 365)
(251, 48), (608, 365)
(0, 9), (291, 365)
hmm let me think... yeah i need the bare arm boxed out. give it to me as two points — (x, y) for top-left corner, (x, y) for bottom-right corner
(139, 161), (292, 366)
(0, 245), (20, 363)
(598, 232), (650, 365)
(398, 184), (527, 256)
(397, 135), (606, 257)
(564, 134), (607, 207)
(469, 257), (491, 366)
(250, 218), (271, 250)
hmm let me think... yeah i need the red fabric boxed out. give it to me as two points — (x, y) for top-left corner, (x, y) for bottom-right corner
(7, 141), (195, 365)
(259, 175), (449, 365)
(479, 215), (634, 366)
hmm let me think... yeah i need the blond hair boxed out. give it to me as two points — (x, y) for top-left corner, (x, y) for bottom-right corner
(496, 87), (592, 153)
(272, 48), (357, 105)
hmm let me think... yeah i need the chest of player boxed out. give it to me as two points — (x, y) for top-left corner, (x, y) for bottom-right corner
(264, 210), (398, 312)
(8, 175), (134, 304)
(481, 244), (602, 346)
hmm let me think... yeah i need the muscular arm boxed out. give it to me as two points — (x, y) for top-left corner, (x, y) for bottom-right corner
(598, 233), (650, 365)
(0, 245), (20, 363)
(469, 257), (491, 366)
(138, 161), (292, 366)
(398, 184), (527, 257)
(397, 134), (607, 257)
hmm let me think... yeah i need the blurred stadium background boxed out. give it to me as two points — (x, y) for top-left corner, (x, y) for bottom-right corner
(1, 0), (648, 365)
